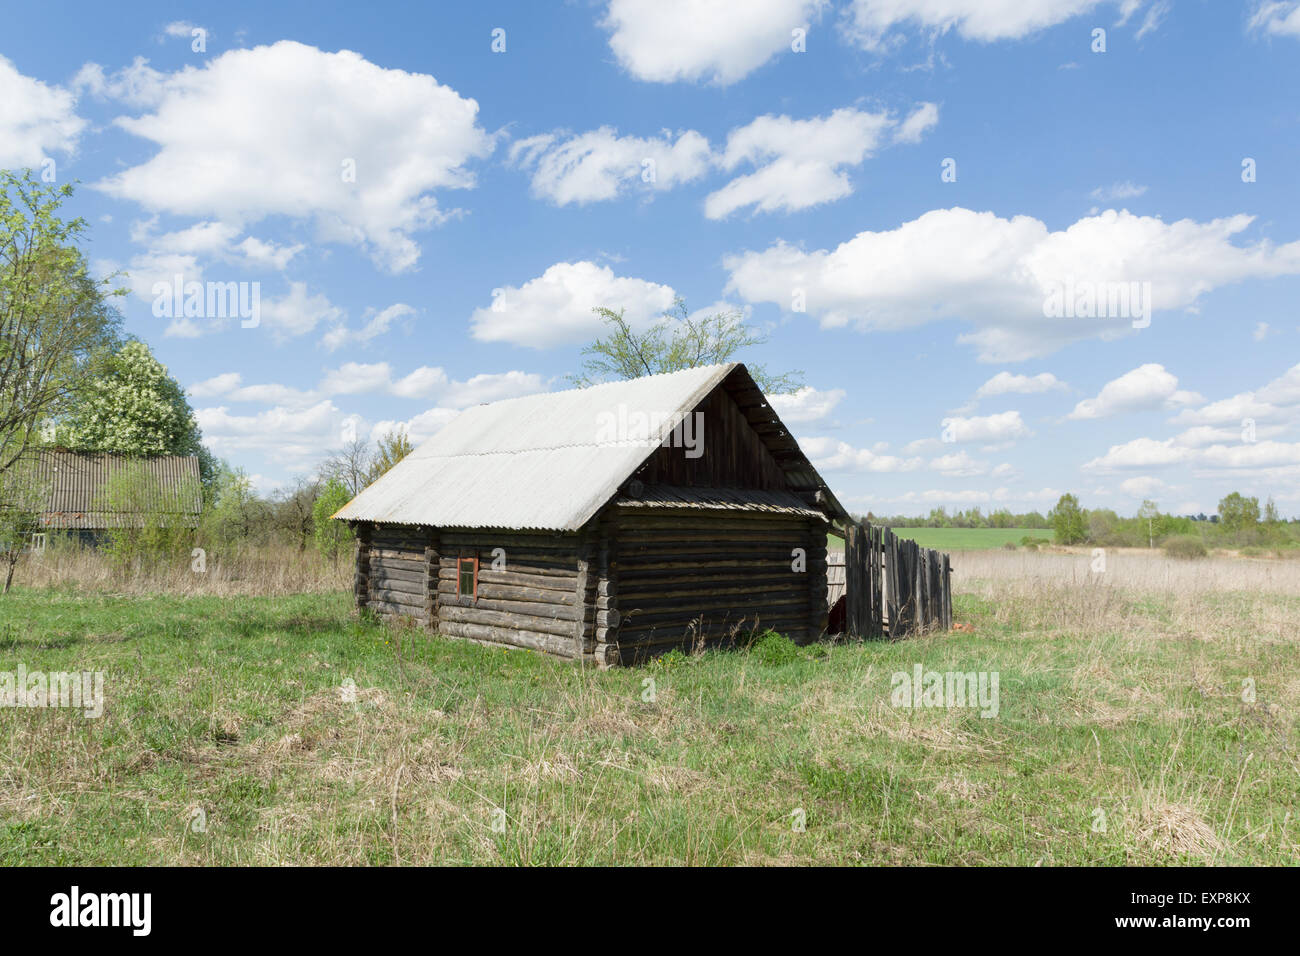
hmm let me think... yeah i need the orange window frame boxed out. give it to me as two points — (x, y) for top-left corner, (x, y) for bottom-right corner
(457, 554), (479, 600)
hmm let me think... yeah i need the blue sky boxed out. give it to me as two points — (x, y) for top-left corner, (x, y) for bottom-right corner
(4, 0), (1300, 516)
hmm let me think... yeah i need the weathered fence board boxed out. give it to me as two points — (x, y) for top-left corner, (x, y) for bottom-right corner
(831, 521), (951, 639)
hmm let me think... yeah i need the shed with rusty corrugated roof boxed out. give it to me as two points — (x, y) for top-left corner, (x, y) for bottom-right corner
(29, 451), (202, 538)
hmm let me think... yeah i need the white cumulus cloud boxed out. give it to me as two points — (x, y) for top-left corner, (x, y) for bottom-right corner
(705, 106), (934, 219)
(601, 0), (828, 85)
(95, 41), (494, 273)
(724, 207), (1300, 361)
(0, 55), (85, 168)
(1067, 364), (1202, 420)
(768, 386), (846, 423)
(510, 127), (712, 205)
(470, 261), (677, 348)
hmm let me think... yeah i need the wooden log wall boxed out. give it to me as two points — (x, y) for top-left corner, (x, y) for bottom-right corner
(366, 524), (432, 622)
(609, 506), (826, 663)
(594, 514), (619, 667)
(354, 522), (372, 611)
(435, 530), (589, 660)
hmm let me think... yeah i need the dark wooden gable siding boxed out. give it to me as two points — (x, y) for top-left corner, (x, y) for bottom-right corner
(633, 381), (788, 489)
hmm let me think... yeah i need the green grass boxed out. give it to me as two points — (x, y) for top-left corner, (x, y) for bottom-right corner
(0, 583), (1294, 865)
(883, 527), (1053, 551)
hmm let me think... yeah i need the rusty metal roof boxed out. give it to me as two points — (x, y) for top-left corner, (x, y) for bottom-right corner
(26, 451), (202, 530)
(334, 363), (850, 531)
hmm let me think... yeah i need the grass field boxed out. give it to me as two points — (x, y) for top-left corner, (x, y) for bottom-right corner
(889, 527), (1054, 550)
(826, 527), (1053, 550)
(1, 554), (1295, 865)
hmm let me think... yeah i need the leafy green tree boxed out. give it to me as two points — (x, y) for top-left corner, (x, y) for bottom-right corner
(0, 170), (123, 477)
(1049, 493), (1086, 544)
(64, 340), (209, 470)
(201, 465), (265, 545)
(313, 478), (355, 562)
(571, 297), (803, 393)
(1218, 492), (1260, 533)
(1088, 508), (1118, 544)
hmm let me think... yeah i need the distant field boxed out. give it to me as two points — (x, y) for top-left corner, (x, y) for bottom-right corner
(828, 528), (1053, 551)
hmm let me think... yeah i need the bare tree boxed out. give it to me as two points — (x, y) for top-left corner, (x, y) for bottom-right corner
(271, 476), (321, 552)
(319, 436), (374, 497)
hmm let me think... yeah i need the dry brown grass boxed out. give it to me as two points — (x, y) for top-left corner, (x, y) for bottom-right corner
(953, 546), (1300, 595)
(15, 540), (350, 596)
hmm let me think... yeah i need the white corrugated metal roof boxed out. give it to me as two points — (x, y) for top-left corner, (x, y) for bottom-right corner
(334, 364), (739, 531)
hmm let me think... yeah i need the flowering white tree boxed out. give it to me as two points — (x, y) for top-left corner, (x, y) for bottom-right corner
(65, 340), (207, 463)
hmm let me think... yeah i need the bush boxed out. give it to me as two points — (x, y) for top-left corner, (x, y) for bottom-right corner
(1002, 541), (1017, 550)
(1163, 535), (1207, 560)
(313, 478), (355, 561)
(749, 629), (799, 665)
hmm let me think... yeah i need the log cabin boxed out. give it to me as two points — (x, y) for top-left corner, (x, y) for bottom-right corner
(333, 363), (851, 666)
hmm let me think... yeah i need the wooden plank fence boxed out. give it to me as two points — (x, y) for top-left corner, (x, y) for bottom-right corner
(833, 522), (951, 639)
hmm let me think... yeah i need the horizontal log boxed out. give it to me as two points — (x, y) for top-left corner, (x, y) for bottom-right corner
(617, 577), (810, 599)
(440, 567), (577, 591)
(436, 620), (589, 657)
(368, 565), (426, 585)
(608, 558), (793, 575)
(438, 604), (576, 638)
(370, 536), (428, 551)
(369, 554), (428, 567)
(437, 594), (578, 621)
(367, 598), (427, 619)
(435, 581), (575, 605)
(617, 543), (803, 557)
(616, 536), (805, 547)
(590, 643), (619, 669)
(440, 553), (578, 573)
(371, 575), (426, 596)
(370, 587), (426, 609)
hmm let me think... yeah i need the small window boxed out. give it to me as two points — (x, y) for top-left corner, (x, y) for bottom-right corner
(29, 533), (47, 554)
(457, 556), (478, 600)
